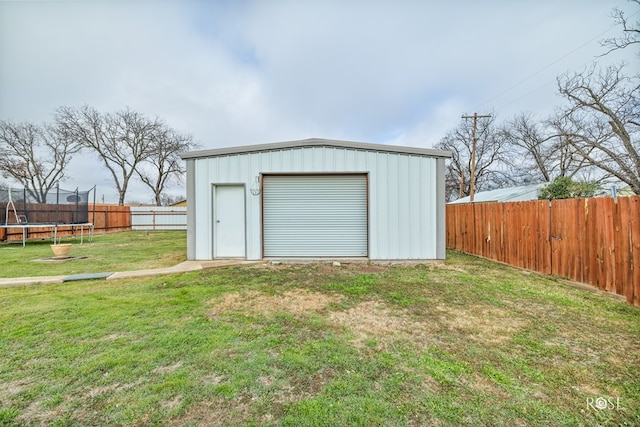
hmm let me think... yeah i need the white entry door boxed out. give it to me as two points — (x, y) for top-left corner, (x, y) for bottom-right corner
(213, 185), (246, 258)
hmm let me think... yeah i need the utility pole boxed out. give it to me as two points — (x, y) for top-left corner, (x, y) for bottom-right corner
(461, 113), (491, 202)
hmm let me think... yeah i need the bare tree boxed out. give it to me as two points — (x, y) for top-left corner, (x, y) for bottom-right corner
(501, 113), (592, 183)
(436, 115), (512, 201)
(600, 0), (640, 56)
(0, 120), (81, 202)
(553, 63), (640, 194)
(136, 128), (197, 206)
(160, 194), (185, 206)
(55, 106), (164, 205)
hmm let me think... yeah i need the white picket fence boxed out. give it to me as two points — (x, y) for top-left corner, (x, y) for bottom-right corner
(130, 206), (187, 231)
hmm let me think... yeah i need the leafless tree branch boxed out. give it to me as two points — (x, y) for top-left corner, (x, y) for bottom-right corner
(600, 0), (640, 56)
(436, 114), (513, 201)
(54, 105), (196, 205)
(136, 128), (198, 206)
(554, 63), (640, 194)
(0, 120), (81, 202)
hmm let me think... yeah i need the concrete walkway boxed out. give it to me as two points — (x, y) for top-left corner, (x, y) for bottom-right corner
(0, 260), (259, 288)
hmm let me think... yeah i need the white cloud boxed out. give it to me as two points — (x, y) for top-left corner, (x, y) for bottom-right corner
(1, 0), (637, 203)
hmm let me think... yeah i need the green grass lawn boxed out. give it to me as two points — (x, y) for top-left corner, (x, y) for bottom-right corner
(0, 250), (638, 426)
(0, 231), (186, 278)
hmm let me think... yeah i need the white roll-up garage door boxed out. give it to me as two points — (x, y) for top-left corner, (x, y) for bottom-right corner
(263, 174), (368, 257)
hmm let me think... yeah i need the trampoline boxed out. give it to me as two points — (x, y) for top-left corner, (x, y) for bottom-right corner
(0, 185), (96, 247)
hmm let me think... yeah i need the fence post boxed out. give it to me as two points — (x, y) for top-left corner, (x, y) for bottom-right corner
(548, 200), (553, 276)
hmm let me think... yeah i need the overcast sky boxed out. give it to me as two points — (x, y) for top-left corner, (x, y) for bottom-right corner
(0, 0), (637, 204)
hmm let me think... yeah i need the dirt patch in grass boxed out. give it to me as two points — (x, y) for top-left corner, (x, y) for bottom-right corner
(153, 361), (183, 375)
(328, 300), (437, 349)
(201, 373), (226, 386)
(18, 399), (62, 426)
(460, 372), (510, 400)
(427, 263), (470, 273)
(572, 383), (604, 396)
(85, 381), (137, 399)
(210, 290), (445, 349)
(334, 298), (520, 349)
(0, 378), (32, 399)
(161, 395), (183, 411)
(175, 398), (251, 426)
(23, 357), (57, 367)
(208, 289), (339, 317)
(230, 291), (526, 349)
(104, 333), (128, 341)
(285, 367), (337, 402)
(209, 291), (440, 349)
(436, 304), (526, 344)
(316, 262), (389, 274)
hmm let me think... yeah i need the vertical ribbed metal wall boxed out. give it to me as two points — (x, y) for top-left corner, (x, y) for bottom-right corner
(189, 146), (443, 261)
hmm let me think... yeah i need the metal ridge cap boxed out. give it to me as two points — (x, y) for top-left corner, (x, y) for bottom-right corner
(180, 138), (452, 159)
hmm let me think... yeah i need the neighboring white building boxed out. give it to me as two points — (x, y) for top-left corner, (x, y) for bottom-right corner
(180, 138), (451, 261)
(449, 183), (546, 204)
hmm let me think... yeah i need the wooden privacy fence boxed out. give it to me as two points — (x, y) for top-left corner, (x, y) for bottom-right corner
(90, 204), (131, 233)
(446, 196), (640, 306)
(0, 204), (131, 242)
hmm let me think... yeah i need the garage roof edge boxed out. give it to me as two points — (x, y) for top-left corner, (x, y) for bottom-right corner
(180, 138), (452, 160)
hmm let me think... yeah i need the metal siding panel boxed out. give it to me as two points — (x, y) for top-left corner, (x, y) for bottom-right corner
(265, 151), (275, 171)
(274, 150), (284, 171)
(388, 154), (400, 257)
(424, 159), (438, 259)
(335, 148), (346, 170)
(302, 147), (313, 168)
(189, 145), (444, 261)
(186, 159), (196, 260)
(373, 152), (387, 259)
(324, 147), (334, 170)
(218, 156), (228, 180)
(422, 157), (436, 259)
(398, 155), (410, 259)
(415, 158), (428, 259)
(367, 153), (439, 260)
(194, 159), (212, 260)
(436, 158), (446, 259)
(418, 158), (429, 259)
(263, 175), (367, 257)
(407, 156), (419, 257)
(420, 157), (431, 258)
(311, 147), (320, 170)
(234, 155), (244, 181)
(422, 157), (434, 258)
(227, 155), (237, 181)
(365, 151), (378, 259)
(281, 150), (291, 170)
(252, 152), (265, 260)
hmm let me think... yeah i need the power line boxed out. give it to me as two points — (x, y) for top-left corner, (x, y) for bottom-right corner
(472, 9), (640, 112)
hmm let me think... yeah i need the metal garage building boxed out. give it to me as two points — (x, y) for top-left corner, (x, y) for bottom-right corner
(180, 138), (451, 261)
